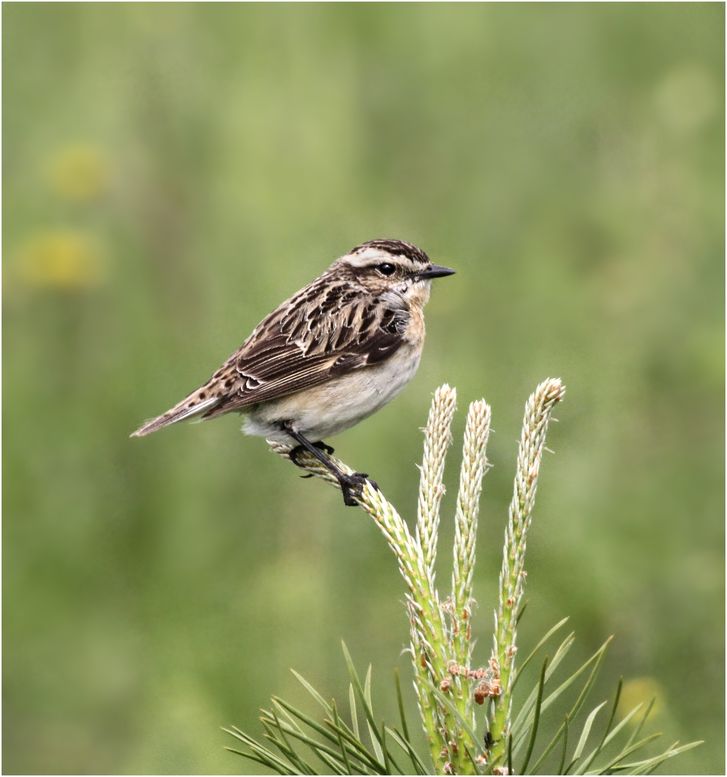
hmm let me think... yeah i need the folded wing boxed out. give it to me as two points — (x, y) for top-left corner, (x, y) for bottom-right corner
(201, 278), (407, 418)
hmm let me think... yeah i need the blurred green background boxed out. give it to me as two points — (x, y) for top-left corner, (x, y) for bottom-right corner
(4, 3), (724, 774)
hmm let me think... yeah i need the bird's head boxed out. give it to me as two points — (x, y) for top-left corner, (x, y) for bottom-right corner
(333, 239), (455, 307)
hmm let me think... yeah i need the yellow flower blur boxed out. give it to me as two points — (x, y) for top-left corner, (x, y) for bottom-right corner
(619, 676), (665, 724)
(47, 145), (109, 202)
(16, 230), (105, 290)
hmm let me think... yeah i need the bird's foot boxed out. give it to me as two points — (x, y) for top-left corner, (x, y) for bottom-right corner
(288, 440), (335, 467)
(339, 472), (377, 507)
(314, 440), (335, 456)
(288, 445), (307, 467)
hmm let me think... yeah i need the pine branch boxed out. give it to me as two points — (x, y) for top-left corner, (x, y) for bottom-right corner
(226, 380), (700, 776)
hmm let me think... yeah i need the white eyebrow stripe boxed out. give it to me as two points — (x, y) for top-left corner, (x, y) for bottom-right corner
(342, 247), (386, 267)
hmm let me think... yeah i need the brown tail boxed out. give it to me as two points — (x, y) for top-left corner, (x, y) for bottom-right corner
(130, 391), (221, 438)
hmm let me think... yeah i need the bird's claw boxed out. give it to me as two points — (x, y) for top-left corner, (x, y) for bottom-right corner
(288, 445), (307, 467)
(340, 471), (375, 507)
(314, 441), (335, 455)
(287, 440), (375, 507)
(289, 441), (335, 467)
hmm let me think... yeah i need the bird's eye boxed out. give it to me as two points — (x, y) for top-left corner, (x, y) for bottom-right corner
(376, 263), (396, 276)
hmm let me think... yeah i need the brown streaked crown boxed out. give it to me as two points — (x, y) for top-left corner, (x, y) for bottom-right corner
(349, 239), (430, 265)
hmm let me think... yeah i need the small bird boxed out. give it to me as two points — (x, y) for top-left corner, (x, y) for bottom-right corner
(131, 239), (455, 505)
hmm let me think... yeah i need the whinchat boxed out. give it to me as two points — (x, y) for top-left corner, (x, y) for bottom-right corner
(131, 239), (455, 505)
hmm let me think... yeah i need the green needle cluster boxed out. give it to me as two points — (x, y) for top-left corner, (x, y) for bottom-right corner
(230, 380), (701, 775)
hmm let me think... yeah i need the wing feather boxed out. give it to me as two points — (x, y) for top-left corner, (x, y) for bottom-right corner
(202, 277), (408, 418)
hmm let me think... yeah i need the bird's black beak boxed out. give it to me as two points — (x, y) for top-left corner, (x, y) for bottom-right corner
(418, 264), (456, 280)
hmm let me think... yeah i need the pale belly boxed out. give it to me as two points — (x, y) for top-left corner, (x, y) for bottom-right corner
(242, 343), (422, 443)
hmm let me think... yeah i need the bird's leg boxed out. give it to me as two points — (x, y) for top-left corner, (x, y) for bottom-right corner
(280, 422), (367, 507)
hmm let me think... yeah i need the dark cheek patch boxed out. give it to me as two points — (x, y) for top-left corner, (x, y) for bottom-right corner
(349, 265), (377, 281)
